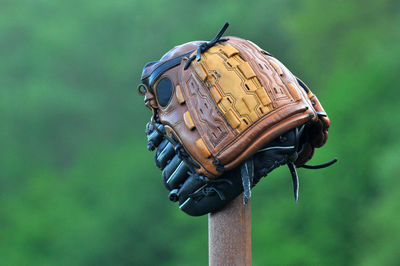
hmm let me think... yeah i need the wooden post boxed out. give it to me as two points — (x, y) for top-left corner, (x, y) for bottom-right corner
(208, 193), (251, 266)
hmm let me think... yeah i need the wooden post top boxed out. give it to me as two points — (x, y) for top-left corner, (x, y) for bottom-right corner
(209, 194), (251, 266)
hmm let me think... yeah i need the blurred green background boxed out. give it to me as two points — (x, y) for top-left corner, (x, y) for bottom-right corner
(1, 0), (400, 265)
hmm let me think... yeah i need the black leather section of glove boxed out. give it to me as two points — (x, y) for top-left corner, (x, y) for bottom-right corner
(176, 129), (299, 216)
(178, 171), (242, 216)
(146, 122), (164, 151)
(146, 120), (301, 216)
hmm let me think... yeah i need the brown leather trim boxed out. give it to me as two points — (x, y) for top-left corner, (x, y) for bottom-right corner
(223, 111), (313, 170)
(216, 101), (312, 166)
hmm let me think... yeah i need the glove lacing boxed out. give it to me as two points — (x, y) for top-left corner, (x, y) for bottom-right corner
(184, 22), (230, 70)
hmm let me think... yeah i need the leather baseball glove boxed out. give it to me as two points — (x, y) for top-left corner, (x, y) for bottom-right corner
(138, 23), (336, 216)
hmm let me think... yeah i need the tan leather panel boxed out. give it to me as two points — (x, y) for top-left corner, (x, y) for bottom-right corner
(175, 85), (185, 104)
(210, 86), (222, 103)
(241, 96), (253, 112)
(219, 44), (239, 57)
(191, 43), (277, 134)
(287, 82), (301, 101)
(225, 109), (241, 129)
(248, 111), (258, 122)
(269, 60), (283, 76)
(244, 80), (257, 91)
(192, 62), (207, 81)
(227, 37), (303, 109)
(255, 87), (271, 106)
(183, 111), (195, 130)
(237, 62), (256, 79)
(257, 105), (270, 116)
(226, 57), (240, 67)
(195, 138), (211, 158)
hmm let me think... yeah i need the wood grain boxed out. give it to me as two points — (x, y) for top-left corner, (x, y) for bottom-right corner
(209, 194), (251, 266)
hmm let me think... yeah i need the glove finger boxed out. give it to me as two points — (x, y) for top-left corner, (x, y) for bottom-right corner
(162, 156), (191, 190)
(162, 155), (182, 188)
(155, 140), (176, 170)
(146, 124), (164, 151)
(155, 139), (168, 162)
(146, 121), (163, 136)
(177, 174), (205, 204)
(179, 172), (244, 216)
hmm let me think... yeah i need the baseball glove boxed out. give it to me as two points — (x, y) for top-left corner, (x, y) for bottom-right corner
(138, 23), (336, 216)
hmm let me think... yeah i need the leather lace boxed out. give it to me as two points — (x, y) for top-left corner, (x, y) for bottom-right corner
(301, 158), (337, 169)
(184, 22), (230, 70)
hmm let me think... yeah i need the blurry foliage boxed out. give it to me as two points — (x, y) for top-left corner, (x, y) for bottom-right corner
(1, 0), (400, 265)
